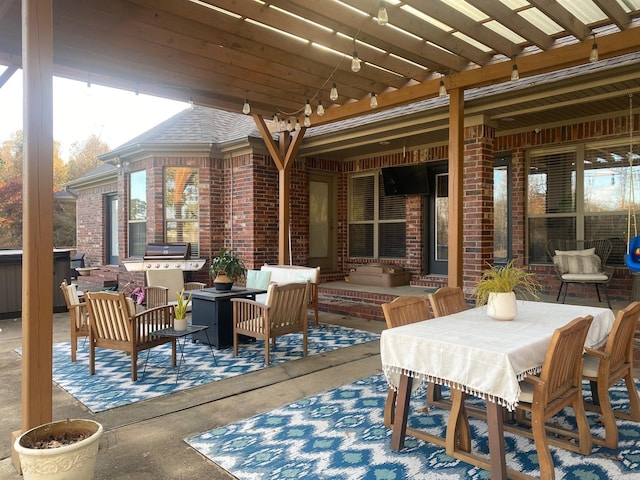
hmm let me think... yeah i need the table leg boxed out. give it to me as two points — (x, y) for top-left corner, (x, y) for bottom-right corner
(203, 329), (217, 366)
(446, 388), (471, 453)
(174, 336), (188, 383)
(391, 372), (413, 451)
(486, 400), (507, 480)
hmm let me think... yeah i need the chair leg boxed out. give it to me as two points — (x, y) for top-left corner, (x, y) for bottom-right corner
(593, 379), (618, 449)
(562, 282), (569, 304)
(131, 350), (138, 382)
(601, 284), (612, 309)
(89, 342), (96, 375)
(427, 383), (442, 403)
(384, 388), (397, 429)
(594, 283), (603, 303)
(530, 412), (555, 480)
(623, 371), (640, 421)
(573, 395), (593, 455)
(264, 340), (270, 366)
(71, 334), (77, 362)
(589, 380), (600, 406)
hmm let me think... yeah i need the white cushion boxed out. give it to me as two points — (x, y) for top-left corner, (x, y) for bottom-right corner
(553, 253), (601, 274)
(554, 248), (595, 257)
(261, 264), (319, 284)
(582, 354), (600, 378)
(518, 380), (534, 404)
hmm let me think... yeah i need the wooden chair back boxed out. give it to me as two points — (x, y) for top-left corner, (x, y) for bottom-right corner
(144, 269), (206, 308)
(428, 287), (469, 318)
(603, 301), (640, 374)
(60, 279), (89, 362)
(381, 296), (430, 329)
(85, 291), (176, 381)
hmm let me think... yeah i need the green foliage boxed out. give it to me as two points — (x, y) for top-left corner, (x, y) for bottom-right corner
(209, 247), (246, 281)
(174, 288), (192, 320)
(475, 260), (541, 306)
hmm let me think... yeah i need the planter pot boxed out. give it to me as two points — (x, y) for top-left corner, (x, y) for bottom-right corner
(213, 274), (233, 291)
(14, 419), (103, 480)
(486, 292), (518, 321)
(174, 318), (187, 331)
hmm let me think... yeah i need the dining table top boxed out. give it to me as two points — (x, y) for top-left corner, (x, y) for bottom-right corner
(380, 300), (615, 410)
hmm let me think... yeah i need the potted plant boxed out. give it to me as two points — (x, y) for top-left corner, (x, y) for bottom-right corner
(174, 288), (192, 331)
(14, 418), (103, 480)
(475, 260), (541, 321)
(209, 247), (246, 291)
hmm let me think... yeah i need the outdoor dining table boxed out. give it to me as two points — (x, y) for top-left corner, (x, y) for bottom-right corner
(380, 300), (615, 480)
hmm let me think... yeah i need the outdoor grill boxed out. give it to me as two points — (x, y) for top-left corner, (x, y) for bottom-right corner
(123, 242), (206, 272)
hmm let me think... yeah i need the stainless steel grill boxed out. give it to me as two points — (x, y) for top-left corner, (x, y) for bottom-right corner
(123, 242), (206, 272)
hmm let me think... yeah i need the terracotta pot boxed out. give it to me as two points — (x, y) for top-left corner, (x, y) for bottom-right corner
(486, 291), (518, 321)
(14, 419), (103, 480)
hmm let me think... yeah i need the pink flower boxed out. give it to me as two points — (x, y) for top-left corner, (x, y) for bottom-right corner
(131, 287), (145, 305)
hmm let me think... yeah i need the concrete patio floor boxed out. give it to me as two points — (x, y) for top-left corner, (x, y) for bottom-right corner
(0, 292), (633, 479)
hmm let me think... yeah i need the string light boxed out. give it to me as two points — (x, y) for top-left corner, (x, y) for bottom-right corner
(438, 75), (447, 97)
(370, 91), (377, 108)
(317, 100), (325, 116)
(377, 1), (388, 26)
(304, 99), (312, 116)
(242, 98), (251, 114)
(510, 58), (519, 81)
(351, 50), (361, 72)
(590, 34), (599, 62)
(295, 118), (301, 131)
(304, 115), (311, 127)
(330, 83), (339, 101)
(273, 112), (278, 123)
(286, 119), (292, 131)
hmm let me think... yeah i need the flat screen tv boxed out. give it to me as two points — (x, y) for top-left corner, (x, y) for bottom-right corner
(381, 163), (430, 195)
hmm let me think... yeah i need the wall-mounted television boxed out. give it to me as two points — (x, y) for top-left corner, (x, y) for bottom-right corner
(381, 163), (430, 195)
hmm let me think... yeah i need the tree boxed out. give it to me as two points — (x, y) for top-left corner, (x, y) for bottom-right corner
(66, 133), (111, 180)
(0, 179), (23, 247)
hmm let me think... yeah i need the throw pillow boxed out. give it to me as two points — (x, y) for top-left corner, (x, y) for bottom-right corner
(553, 253), (601, 274)
(554, 247), (595, 257)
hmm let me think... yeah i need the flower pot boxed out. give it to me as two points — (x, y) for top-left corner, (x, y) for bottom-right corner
(14, 419), (103, 480)
(213, 273), (233, 291)
(486, 291), (518, 321)
(174, 318), (187, 331)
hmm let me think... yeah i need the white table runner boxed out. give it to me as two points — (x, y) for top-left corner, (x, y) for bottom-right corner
(380, 301), (614, 410)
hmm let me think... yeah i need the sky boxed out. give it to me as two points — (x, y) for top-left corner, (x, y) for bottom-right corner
(0, 69), (190, 160)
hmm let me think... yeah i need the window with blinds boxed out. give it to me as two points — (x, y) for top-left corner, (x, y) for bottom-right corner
(527, 142), (640, 265)
(165, 167), (199, 257)
(348, 172), (406, 258)
(128, 169), (147, 257)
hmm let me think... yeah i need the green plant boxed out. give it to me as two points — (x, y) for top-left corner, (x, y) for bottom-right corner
(175, 288), (192, 319)
(209, 247), (246, 282)
(475, 260), (541, 306)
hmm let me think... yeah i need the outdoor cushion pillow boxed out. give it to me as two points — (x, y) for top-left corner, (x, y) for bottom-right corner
(553, 253), (601, 274)
(554, 247), (595, 257)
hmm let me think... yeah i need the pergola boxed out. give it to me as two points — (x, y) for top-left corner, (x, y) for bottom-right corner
(2, 0), (640, 462)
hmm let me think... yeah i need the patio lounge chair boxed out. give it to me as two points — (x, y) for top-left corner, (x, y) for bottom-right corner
(85, 291), (176, 381)
(582, 301), (640, 448)
(60, 279), (89, 362)
(231, 282), (308, 366)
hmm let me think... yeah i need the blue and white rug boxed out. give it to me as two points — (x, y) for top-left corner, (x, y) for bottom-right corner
(36, 323), (379, 413)
(186, 374), (640, 479)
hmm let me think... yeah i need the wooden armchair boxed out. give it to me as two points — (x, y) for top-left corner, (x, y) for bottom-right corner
(428, 286), (469, 318)
(144, 269), (206, 309)
(231, 282), (308, 366)
(546, 239), (614, 308)
(85, 291), (176, 381)
(381, 296), (431, 428)
(60, 280), (90, 362)
(508, 315), (594, 480)
(582, 301), (640, 448)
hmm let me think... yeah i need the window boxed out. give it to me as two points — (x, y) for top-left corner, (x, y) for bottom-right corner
(165, 167), (199, 257)
(494, 155), (512, 263)
(527, 142), (640, 265)
(348, 172), (406, 258)
(128, 170), (146, 257)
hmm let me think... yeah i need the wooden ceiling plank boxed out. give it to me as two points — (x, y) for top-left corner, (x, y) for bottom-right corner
(465, 0), (555, 50)
(528, 0), (592, 40)
(273, 0), (469, 72)
(592, 0), (631, 30)
(402, 0), (522, 58)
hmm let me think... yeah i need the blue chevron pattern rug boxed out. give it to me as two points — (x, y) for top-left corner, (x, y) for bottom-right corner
(25, 323), (379, 413)
(186, 374), (640, 479)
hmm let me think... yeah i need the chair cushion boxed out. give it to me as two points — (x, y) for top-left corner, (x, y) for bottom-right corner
(518, 380), (534, 404)
(553, 252), (601, 274)
(246, 270), (271, 290)
(554, 247), (596, 257)
(66, 283), (81, 305)
(582, 353), (600, 378)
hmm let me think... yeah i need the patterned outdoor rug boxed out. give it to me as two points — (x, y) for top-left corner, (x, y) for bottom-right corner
(186, 374), (640, 479)
(27, 323), (379, 413)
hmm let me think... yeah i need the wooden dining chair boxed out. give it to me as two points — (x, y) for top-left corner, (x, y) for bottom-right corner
(509, 315), (594, 480)
(428, 286), (469, 318)
(85, 291), (177, 381)
(60, 279), (90, 362)
(582, 301), (640, 448)
(231, 282), (308, 366)
(381, 296), (431, 428)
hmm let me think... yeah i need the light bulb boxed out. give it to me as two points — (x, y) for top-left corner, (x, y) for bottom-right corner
(351, 51), (361, 72)
(438, 78), (447, 97)
(510, 63), (519, 81)
(377, 1), (388, 26)
(286, 119), (292, 131)
(304, 115), (311, 127)
(370, 92), (377, 108)
(590, 42), (599, 62)
(330, 83), (338, 101)
(317, 101), (325, 116)
(273, 112), (278, 123)
(295, 118), (301, 131)
(242, 98), (250, 114)
(304, 99), (312, 116)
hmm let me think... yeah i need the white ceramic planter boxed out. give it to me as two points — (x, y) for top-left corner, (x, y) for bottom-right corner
(486, 291), (518, 321)
(14, 419), (103, 480)
(174, 318), (188, 331)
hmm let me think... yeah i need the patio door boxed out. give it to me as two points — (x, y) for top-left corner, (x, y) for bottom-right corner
(309, 172), (337, 272)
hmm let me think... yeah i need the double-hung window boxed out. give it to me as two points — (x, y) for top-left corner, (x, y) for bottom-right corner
(348, 172), (406, 258)
(165, 167), (199, 257)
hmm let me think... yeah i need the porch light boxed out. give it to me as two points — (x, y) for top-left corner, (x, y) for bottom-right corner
(438, 75), (447, 97)
(510, 60), (519, 81)
(242, 98), (250, 114)
(304, 99), (312, 116)
(330, 82), (339, 101)
(304, 114), (311, 127)
(317, 100), (325, 116)
(295, 118), (301, 131)
(351, 50), (361, 72)
(590, 34), (599, 62)
(370, 91), (377, 108)
(287, 119), (292, 131)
